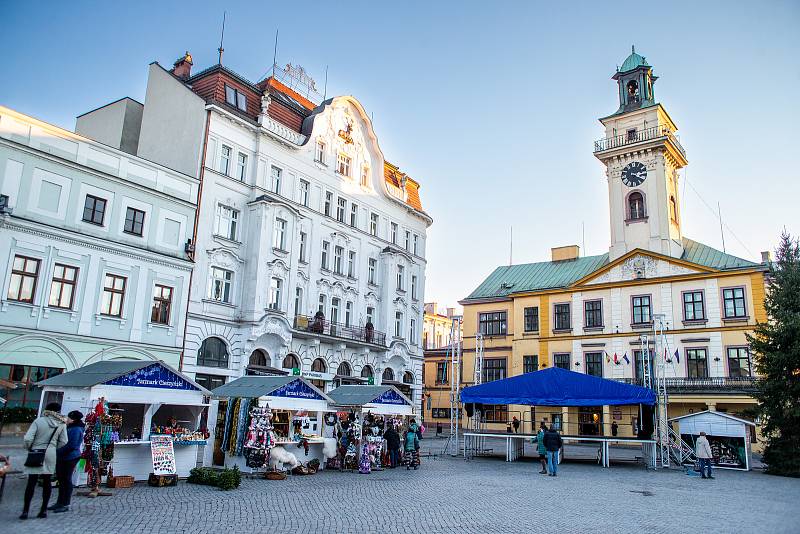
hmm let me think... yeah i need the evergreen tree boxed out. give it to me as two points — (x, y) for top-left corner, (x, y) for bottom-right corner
(747, 232), (800, 477)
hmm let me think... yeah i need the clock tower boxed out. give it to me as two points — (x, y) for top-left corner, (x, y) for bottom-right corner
(594, 47), (688, 261)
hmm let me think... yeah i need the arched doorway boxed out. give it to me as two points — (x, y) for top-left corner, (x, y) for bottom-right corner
(361, 365), (374, 384)
(382, 367), (395, 382)
(197, 337), (229, 368)
(310, 358), (327, 390)
(246, 349), (269, 376)
(282, 353), (300, 372)
(334, 361), (352, 388)
(397, 370), (414, 398)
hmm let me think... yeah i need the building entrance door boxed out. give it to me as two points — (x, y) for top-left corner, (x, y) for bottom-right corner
(578, 406), (603, 436)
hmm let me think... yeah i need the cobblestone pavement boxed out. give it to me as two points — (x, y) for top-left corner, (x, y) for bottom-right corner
(0, 440), (798, 534)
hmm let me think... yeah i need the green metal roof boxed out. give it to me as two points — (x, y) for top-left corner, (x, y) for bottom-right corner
(620, 46), (649, 72)
(463, 238), (759, 301)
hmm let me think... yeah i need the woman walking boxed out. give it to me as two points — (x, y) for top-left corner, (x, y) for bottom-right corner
(532, 422), (548, 474)
(404, 422), (420, 470)
(50, 410), (85, 513)
(21, 402), (67, 520)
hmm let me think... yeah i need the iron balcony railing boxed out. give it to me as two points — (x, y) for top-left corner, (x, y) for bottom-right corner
(617, 376), (757, 392)
(593, 124), (686, 159)
(293, 315), (386, 347)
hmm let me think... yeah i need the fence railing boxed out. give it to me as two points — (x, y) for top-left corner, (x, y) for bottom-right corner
(293, 315), (386, 346)
(593, 124), (686, 159)
(617, 376), (757, 391)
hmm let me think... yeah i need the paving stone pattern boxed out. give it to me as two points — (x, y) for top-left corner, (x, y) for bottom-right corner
(0, 441), (798, 534)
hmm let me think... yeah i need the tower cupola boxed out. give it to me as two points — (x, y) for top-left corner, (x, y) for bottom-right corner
(612, 46), (658, 114)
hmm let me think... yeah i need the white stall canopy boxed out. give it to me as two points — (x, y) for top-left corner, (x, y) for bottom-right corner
(328, 385), (414, 416)
(210, 375), (332, 411)
(670, 410), (754, 438)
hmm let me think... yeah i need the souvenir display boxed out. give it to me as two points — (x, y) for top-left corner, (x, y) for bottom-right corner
(80, 398), (121, 496)
(243, 404), (276, 469)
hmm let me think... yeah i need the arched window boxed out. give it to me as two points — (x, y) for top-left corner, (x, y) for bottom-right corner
(403, 371), (414, 385)
(382, 368), (395, 382)
(282, 353), (299, 370)
(361, 365), (374, 379)
(628, 191), (645, 220)
(670, 196), (678, 222)
(197, 337), (229, 368)
(249, 350), (267, 368)
(336, 362), (351, 376)
(311, 358), (327, 373)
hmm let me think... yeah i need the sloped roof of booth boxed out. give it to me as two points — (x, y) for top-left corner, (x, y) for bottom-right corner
(461, 367), (656, 406)
(669, 409), (755, 426)
(210, 375), (333, 402)
(36, 360), (209, 393)
(327, 385), (412, 407)
(620, 46), (650, 72)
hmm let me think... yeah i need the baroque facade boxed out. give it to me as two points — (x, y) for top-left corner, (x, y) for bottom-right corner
(0, 106), (197, 407)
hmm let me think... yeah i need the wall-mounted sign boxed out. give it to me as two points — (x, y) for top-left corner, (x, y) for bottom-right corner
(270, 379), (326, 401)
(301, 370), (335, 381)
(105, 363), (198, 391)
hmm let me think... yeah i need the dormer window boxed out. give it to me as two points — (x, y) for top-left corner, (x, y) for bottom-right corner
(337, 153), (351, 177)
(224, 84), (248, 112)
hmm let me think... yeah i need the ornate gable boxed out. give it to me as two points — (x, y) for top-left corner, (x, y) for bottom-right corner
(578, 251), (710, 286)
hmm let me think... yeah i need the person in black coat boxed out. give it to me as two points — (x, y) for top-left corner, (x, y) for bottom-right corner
(50, 410), (85, 513)
(542, 426), (563, 477)
(383, 425), (401, 468)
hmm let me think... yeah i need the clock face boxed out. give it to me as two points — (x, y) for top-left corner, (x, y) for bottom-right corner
(621, 162), (647, 187)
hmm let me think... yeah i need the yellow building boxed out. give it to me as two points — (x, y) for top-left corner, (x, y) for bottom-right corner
(425, 48), (768, 442)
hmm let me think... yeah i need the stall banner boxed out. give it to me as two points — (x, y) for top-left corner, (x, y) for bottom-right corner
(372, 389), (409, 406)
(105, 363), (199, 391)
(150, 435), (177, 475)
(270, 379), (326, 401)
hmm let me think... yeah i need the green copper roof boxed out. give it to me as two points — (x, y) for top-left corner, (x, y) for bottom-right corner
(463, 238), (759, 301)
(620, 46), (649, 72)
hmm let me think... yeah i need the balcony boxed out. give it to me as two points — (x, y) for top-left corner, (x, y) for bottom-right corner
(593, 124), (686, 160)
(293, 314), (386, 347)
(617, 377), (757, 394)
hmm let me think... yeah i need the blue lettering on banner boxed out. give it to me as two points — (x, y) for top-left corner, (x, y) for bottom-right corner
(105, 363), (199, 391)
(372, 388), (408, 405)
(270, 379), (325, 401)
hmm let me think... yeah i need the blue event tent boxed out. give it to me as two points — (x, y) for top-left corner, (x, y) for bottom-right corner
(460, 367), (655, 407)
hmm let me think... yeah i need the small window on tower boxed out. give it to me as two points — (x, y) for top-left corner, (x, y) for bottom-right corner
(628, 191), (645, 220)
(626, 128), (637, 141)
(627, 80), (640, 102)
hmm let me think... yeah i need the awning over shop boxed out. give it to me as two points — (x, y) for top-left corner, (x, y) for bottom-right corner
(460, 367), (656, 407)
(210, 375), (333, 411)
(37, 360), (209, 394)
(328, 385), (414, 415)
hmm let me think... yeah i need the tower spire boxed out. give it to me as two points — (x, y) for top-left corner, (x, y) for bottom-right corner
(217, 11), (226, 65)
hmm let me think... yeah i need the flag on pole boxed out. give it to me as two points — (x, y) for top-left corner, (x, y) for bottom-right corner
(674, 349), (680, 364)
(664, 348), (672, 363)
(623, 354), (630, 364)
(613, 353), (619, 365)
(605, 351), (611, 363)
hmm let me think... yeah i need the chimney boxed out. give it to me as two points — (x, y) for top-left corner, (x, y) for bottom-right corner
(171, 52), (193, 81)
(446, 307), (455, 319)
(761, 251), (772, 263)
(551, 245), (580, 262)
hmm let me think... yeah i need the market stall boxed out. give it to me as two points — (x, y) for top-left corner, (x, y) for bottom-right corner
(327, 385), (415, 473)
(37, 360), (210, 483)
(670, 410), (756, 471)
(209, 375), (335, 474)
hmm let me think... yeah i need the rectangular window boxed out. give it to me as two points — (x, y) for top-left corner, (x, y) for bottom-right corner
(413, 234), (419, 256)
(330, 298), (340, 324)
(584, 300), (603, 328)
(554, 353), (570, 370)
(523, 306), (539, 332)
(370, 213), (379, 236)
(479, 311), (507, 336)
(294, 287), (303, 317)
(360, 166), (369, 187)
(209, 267), (233, 303)
(482, 404), (508, 423)
(334, 246), (344, 274)
(482, 358), (506, 383)
(366, 306), (374, 325)
(348, 250), (356, 278)
(123, 207), (145, 236)
(220, 145), (231, 175)
(273, 218), (286, 250)
(270, 165), (282, 194)
(410, 318), (417, 345)
(318, 294), (326, 314)
(722, 287), (747, 318)
(345, 301), (353, 327)
(337, 198), (347, 223)
(237, 153), (247, 181)
(101, 274), (126, 317)
(299, 179), (310, 206)
(395, 311), (403, 338)
(585, 352), (603, 377)
(727, 347), (751, 378)
(82, 195), (106, 225)
(224, 85), (247, 111)
(632, 295), (652, 325)
(404, 230), (411, 251)
(269, 277), (282, 310)
(686, 348), (708, 378)
(315, 140), (326, 164)
(523, 355), (539, 374)
(299, 232), (308, 263)
(350, 203), (358, 227)
(324, 191), (333, 217)
(411, 275), (418, 300)
(390, 222), (398, 244)
(321, 241), (330, 270)
(431, 408), (451, 419)
(683, 291), (705, 321)
(436, 362), (448, 384)
(49, 263), (78, 309)
(150, 284), (173, 325)
(396, 265), (404, 291)
(337, 153), (351, 176)
(215, 205), (239, 240)
(554, 303), (571, 331)
(8, 255), (40, 303)
(195, 374), (226, 391)
(368, 258), (377, 284)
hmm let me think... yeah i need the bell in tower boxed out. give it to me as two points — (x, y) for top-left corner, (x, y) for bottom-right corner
(613, 46), (658, 114)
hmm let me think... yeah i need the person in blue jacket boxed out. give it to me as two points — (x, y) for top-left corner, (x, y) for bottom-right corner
(50, 410), (84, 513)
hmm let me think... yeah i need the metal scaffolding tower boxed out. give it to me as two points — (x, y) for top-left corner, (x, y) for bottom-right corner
(652, 315), (670, 468)
(443, 316), (462, 456)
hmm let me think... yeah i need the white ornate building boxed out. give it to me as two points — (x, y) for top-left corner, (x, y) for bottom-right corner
(84, 55), (433, 403)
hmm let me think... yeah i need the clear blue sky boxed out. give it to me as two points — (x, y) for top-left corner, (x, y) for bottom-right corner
(2, 1), (798, 309)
